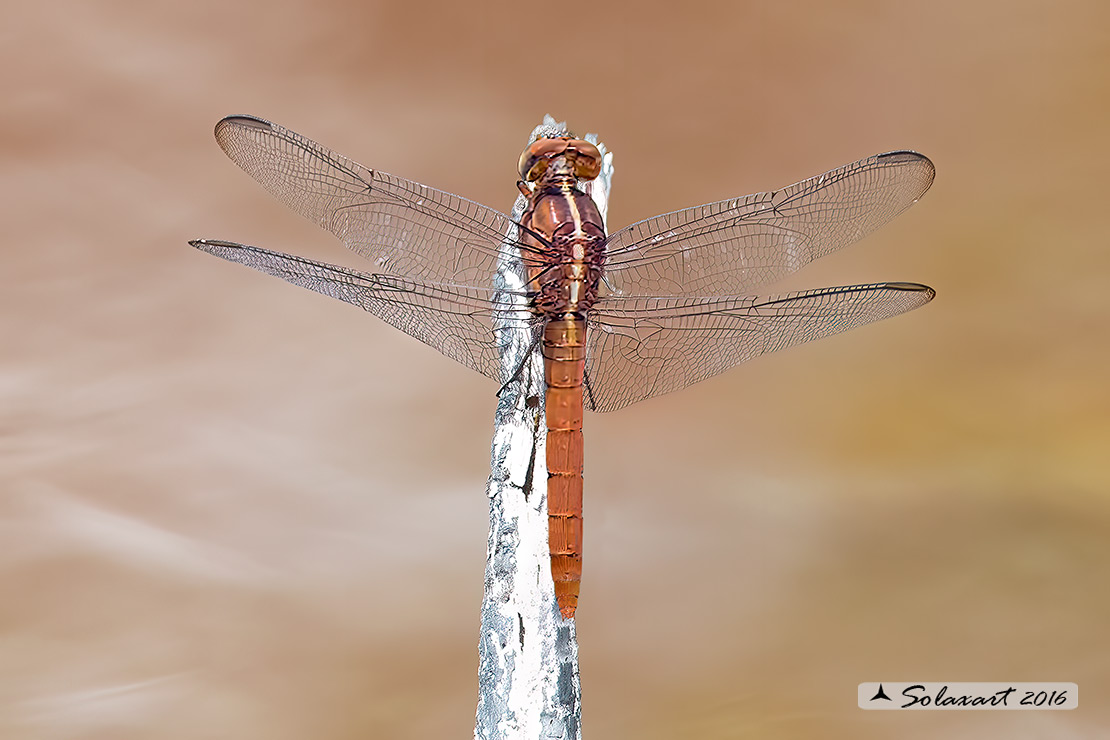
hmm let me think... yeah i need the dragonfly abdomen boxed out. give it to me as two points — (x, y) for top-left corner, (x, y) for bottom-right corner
(543, 315), (586, 619)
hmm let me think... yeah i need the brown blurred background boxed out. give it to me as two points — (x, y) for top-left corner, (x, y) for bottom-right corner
(3, 0), (1108, 737)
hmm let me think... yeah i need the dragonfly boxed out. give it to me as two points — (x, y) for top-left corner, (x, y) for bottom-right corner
(191, 115), (935, 619)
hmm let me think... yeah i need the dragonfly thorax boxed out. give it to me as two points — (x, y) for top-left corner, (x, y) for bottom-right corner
(520, 178), (606, 316)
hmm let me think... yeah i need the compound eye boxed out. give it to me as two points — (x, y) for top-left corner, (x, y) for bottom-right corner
(566, 139), (602, 180)
(518, 138), (570, 181)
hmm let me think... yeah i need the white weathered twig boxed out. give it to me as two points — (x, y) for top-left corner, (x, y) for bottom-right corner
(475, 116), (614, 740)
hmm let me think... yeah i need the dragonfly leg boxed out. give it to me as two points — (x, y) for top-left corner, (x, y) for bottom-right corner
(582, 366), (598, 411)
(496, 328), (544, 397)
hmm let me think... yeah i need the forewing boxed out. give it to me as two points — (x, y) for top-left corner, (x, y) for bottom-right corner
(584, 282), (934, 412)
(212, 115), (533, 285)
(602, 151), (934, 296)
(190, 239), (539, 382)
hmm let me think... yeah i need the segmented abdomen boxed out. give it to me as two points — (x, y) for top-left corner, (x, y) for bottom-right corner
(543, 315), (586, 619)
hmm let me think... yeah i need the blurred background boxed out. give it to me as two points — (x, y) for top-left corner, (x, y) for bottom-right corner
(3, 0), (1108, 737)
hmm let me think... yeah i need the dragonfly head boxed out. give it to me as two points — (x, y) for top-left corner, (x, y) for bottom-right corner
(518, 137), (602, 183)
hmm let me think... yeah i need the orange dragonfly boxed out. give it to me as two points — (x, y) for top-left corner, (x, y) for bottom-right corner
(192, 115), (934, 619)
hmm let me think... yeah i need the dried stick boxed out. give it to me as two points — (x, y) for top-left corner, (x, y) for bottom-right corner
(475, 116), (614, 740)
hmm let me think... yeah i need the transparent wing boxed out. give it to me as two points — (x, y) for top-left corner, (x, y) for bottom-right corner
(189, 239), (540, 381)
(583, 282), (934, 412)
(212, 115), (539, 286)
(601, 151), (935, 296)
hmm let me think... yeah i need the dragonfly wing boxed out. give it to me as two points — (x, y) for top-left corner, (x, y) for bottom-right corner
(190, 239), (540, 382)
(583, 282), (934, 412)
(212, 115), (534, 285)
(601, 151), (934, 296)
